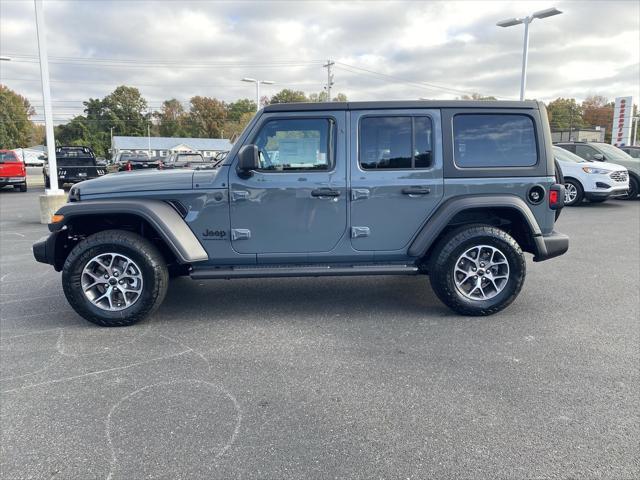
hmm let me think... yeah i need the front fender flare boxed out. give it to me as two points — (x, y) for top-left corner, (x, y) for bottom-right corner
(407, 195), (544, 258)
(51, 199), (208, 264)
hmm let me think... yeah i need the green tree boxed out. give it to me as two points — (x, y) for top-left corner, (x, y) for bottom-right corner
(155, 99), (188, 137)
(104, 86), (149, 137)
(459, 93), (497, 101)
(187, 96), (227, 138)
(223, 111), (255, 140)
(309, 91), (348, 102)
(0, 84), (37, 149)
(269, 89), (308, 104)
(546, 98), (584, 131)
(227, 98), (256, 121)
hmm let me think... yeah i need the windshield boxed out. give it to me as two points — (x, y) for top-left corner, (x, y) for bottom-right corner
(594, 143), (636, 161)
(0, 151), (19, 163)
(553, 146), (586, 163)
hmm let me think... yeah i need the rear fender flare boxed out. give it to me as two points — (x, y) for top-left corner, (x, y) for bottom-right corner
(408, 195), (544, 258)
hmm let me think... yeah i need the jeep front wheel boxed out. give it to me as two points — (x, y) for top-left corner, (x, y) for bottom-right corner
(62, 230), (169, 327)
(429, 226), (526, 316)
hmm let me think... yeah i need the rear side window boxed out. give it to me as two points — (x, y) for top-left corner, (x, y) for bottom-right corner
(359, 116), (433, 169)
(453, 114), (537, 168)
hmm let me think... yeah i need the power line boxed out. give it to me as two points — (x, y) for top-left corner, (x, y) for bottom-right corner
(335, 61), (504, 99)
(0, 76), (321, 89)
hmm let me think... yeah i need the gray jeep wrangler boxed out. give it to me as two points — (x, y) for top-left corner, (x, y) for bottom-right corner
(33, 101), (568, 326)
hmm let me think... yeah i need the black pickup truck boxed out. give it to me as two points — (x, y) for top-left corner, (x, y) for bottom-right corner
(43, 146), (105, 188)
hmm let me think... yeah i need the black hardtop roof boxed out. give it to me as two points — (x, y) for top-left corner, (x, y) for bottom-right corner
(263, 100), (540, 113)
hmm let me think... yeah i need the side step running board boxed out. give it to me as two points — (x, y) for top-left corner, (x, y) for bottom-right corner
(190, 264), (420, 280)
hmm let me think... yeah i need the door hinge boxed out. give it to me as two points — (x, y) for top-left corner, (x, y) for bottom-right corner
(231, 228), (251, 240)
(231, 190), (250, 201)
(351, 226), (370, 238)
(351, 188), (370, 200)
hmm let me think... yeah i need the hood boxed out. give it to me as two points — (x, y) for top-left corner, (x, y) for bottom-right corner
(597, 161), (627, 172)
(76, 169), (197, 197)
(557, 159), (626, 173)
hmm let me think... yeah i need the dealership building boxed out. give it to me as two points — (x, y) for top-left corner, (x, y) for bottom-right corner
(111, 136), (233, 159)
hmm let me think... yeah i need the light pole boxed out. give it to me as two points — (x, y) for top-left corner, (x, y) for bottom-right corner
(34, 0), (63, 194)
(497, 7), (563, 101)
(242, 78), (275, 111)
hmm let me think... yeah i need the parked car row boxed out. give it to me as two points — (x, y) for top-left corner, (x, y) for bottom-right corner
(554, 142), (639, 205)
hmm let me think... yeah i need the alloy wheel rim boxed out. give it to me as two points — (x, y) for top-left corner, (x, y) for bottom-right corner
(81, 253), (143, 311)
(565, 183), (577, 203)
(453, 245), (510, 301)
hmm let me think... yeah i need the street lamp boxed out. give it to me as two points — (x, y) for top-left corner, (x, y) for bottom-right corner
(242, 78), (275, 111)
(497, 7), (563, 101)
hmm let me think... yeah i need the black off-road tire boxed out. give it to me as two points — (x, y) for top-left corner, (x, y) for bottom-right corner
(62, 230), (169, 327)
(429, 225), (526, 316)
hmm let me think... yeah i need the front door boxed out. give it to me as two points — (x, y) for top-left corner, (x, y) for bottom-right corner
(229, 112), (347, 257)
(350, 109), (444, 251)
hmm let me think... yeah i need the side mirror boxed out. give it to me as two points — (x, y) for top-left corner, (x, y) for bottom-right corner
(237, 144), (259, 176)
(592, 153), (604, 161)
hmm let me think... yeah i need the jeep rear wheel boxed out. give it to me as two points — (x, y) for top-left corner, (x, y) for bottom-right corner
(62, 230), (169, 327)
(429, 226), (526, 316)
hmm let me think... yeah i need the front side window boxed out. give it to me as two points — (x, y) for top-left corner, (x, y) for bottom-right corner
(453, 114), (537, 168)
(253, 118), (332, 171)
(359, 116), (433, 169)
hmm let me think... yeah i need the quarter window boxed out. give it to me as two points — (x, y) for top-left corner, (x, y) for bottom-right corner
(252, 118), (332, 171)
(359, 116), (433, 169)
(453, 114), (537, 168)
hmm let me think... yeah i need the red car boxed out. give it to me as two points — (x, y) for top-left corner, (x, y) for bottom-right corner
(0, 150), (27, 192)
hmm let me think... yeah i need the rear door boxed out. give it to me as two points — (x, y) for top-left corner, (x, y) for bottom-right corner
(349, 109), (444, 251)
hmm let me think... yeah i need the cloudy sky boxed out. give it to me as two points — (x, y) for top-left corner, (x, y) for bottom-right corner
(1, 0), (638, 123)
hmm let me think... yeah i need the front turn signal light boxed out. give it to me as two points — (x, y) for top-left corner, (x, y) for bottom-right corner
(51, 214), (64, 223)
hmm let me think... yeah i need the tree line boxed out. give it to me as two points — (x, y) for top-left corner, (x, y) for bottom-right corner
(0, 85), (348, 157)
(0, 83), (636, 156)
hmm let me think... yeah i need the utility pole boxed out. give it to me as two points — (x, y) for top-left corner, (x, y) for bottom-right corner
(147, 123), (151, 155)
(324, 59), (335, 102)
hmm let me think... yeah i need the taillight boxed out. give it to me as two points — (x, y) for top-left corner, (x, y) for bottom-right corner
(549, 184), (564, 210)
(126, 162), (132, 171)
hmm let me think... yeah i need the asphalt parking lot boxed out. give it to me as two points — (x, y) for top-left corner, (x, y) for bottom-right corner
(1, 184), (638, 479)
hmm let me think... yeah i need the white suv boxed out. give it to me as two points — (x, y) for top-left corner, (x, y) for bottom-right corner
(553, 146), (629, 206)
